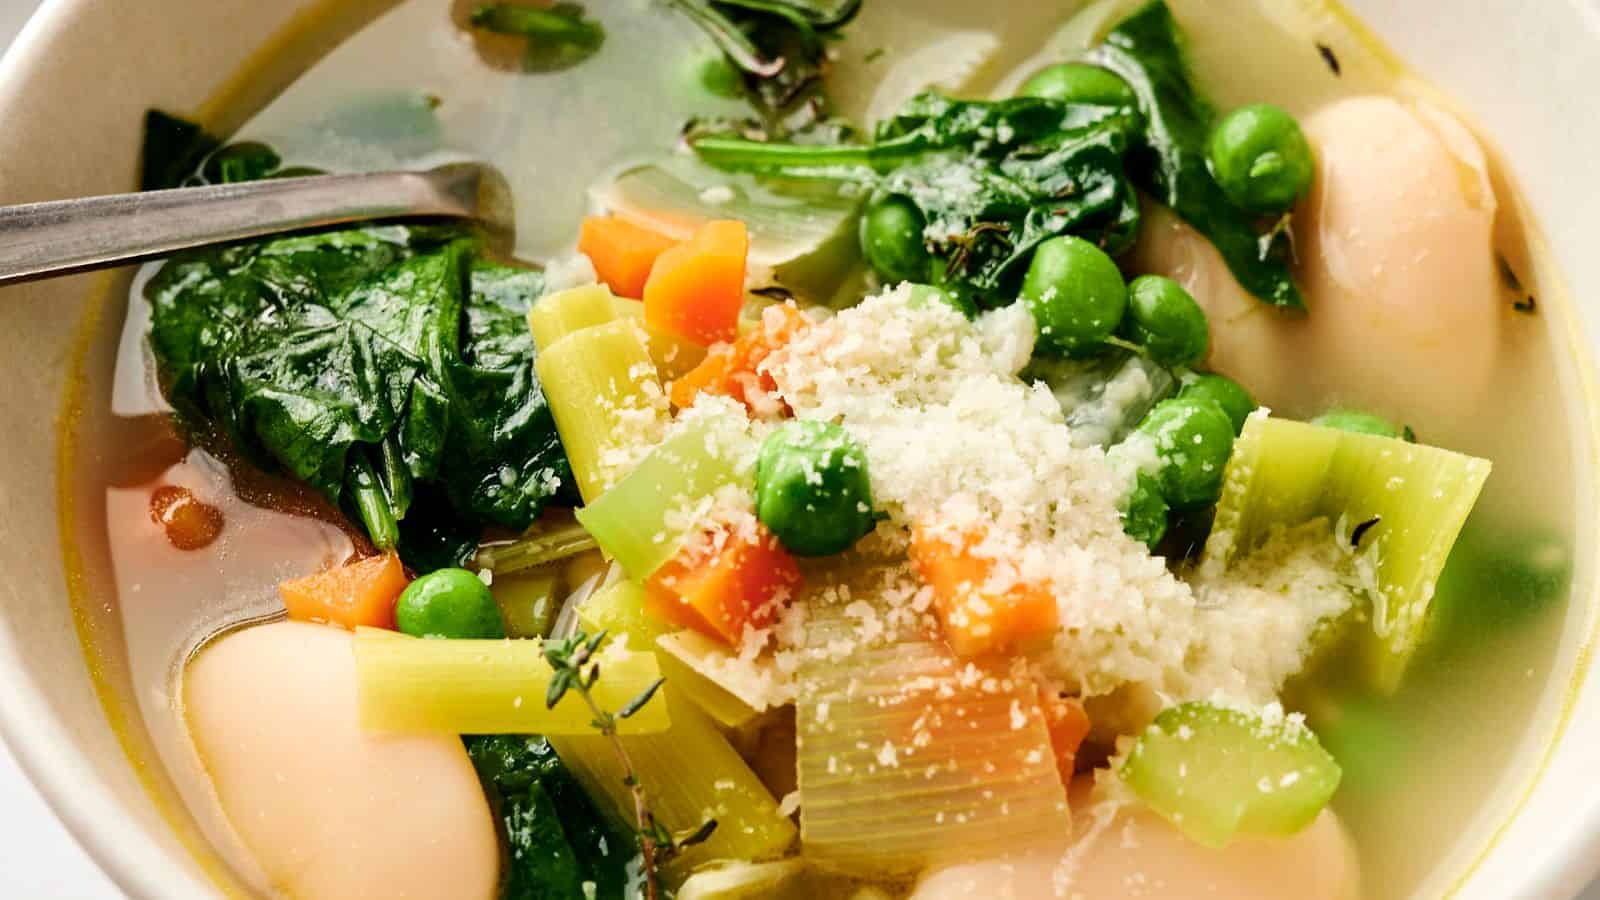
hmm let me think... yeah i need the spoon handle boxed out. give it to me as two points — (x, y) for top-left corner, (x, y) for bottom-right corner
(0, 166), (482, 286)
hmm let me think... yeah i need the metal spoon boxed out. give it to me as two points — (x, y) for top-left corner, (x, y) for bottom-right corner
(0, 163), (510, 286)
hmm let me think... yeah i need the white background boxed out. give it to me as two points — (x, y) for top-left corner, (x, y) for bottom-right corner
(0, 2), (1595, 898)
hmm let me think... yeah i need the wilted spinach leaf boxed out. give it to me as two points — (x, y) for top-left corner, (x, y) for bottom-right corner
(147, 223), (571, 566)
(1091, 0), (1303, 309)
(470, 3), (606, 73)
(466, 735), (637, 900)
(692, 91), (1142, 307)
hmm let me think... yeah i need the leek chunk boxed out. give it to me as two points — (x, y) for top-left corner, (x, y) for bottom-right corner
(580, 581), (761, 728)
(535, 319), (670, 503)
(795, 611), (1070, 876)
(528, 284), (620, 351)
(575, 411), (751, 579)
(548, 688), (795, 878)
(1120, 702), (1341, 849)
(474, 520), (598, 575)
(352, 628), (668, 735)
(1202, 416), (1491, 689)
(490, 569), (561, 639)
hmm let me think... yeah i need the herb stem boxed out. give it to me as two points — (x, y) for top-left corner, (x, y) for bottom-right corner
(691, 135), (879, 173)
(572, 681), (660, 900)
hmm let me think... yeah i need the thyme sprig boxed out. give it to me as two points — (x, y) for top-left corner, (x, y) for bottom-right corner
(543, 630), (717, 898)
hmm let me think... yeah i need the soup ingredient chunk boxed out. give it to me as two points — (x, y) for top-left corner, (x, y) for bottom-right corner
(860, 193), (933, 284)
(1019, 62), (1138, 110)
(184, 622), (498, 900)
(644, 219), (750, 345)
(1177, 372), (1255, 436)
(910, 521), (1060, 658)
(1202, 416), (1492, 689)
(1121, 702), (1341, 848)
(468, 2), (606, 73)
(1133, 395), (1236, 509)
(645, 523), (802, 644)
(1205, 103), (1315, 213)
(1122, 274), (1210, 367)
(755, 420), (878, 557)
(1022, 235), (1128, 357)
(148, 484), (224, 551)
(1311, 408), (1405, 440)
(279, 553), (409, 631)
(395, 567), (505, 639)
(579, 215), (679, 299)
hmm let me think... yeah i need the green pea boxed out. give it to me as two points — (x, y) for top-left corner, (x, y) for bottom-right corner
(1205, 103), (1315, 213)
(860, 194), (932, 284)
(1178, 373), (1255, 435)
(1021, 235), (1128, 358)
(756, 420), (877, 557)
(1121, 473), (1170, 550)
(1138, 397), (1236, 509)
(1020, 62), (1138, 109)
(396, 568), (506, 640)
(1124, 275), (1210, 367)
(1311, 409), (1401, 439)
(696, 53), (744, 99)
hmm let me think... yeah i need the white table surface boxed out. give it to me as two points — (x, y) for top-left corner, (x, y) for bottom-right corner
(0, 3), (1596, 898)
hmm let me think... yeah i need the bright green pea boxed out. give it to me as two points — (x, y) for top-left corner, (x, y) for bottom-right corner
(1178, 373), (1255, 436)
(696, 53), (745, 99)
(396, 568), (506, 640)
(1021, 235), (1128, 358)
(1206, 103), (1315, 213)
(1121, 473), (1170, 550)
(1311, 409), (1401, 439)
(756, 420), (878, 557)
(1124, 275), (1209, 367)
(905, 283), (978, 319)
(1138, 397), (1236, 509)
(1020, 62), (1138, 108)
(860, 194), (932, 285)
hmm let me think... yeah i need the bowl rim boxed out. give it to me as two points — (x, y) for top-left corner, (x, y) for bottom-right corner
(2, 0), (1600, 898)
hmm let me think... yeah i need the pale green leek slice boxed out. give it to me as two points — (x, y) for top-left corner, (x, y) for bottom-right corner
(1201, 416), (1491, 690)
(352, 628), (668, 735)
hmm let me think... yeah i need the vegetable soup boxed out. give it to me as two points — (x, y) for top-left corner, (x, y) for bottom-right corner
(60, 0), (1588, 897)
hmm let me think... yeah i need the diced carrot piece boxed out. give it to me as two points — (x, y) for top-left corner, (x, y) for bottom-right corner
(669, 303), (810, 411)
(1039, 689), (1091, 784)
(578, 215), (680, 300)
(644, 524), (802, 645)
(909, 521), (1060, 658)
(643, 219), (749, 346)
(279, 553), (409, 631)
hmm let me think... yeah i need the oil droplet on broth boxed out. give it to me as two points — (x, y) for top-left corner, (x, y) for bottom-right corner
(149, 485), (226, 551)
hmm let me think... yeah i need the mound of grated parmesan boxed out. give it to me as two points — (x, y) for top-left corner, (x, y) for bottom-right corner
(746, 285), (1357, 706)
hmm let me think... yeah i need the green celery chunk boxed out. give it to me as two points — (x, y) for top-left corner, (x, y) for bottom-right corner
(1202, 416), (1491, 690)
(575, 412), (751, 579)
(1121, 702), (1341, 848)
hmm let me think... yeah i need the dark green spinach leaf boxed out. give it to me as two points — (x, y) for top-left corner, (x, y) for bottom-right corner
(692, 91), (1141, 306)
(466, 735), (638, 900)
(147, 223), (571, 565)
(1090, 0), (1303, 309)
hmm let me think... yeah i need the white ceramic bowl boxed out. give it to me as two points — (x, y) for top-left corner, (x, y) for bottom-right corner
(0, 1), (1597, 898)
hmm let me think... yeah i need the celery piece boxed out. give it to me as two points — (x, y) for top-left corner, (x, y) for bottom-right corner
(575, 411), (750, 579)
(528, 284), (620, 352)
(474, 520), (599, 575)
(1120, 702), (1341, 849)
(795, 610), (1070, 877)
(535, 318), (670, 503)
(548, 687), (796, 879)
(580, 581), (761, 728)
(611, 297), (710, 380)
(1201, 416), (1492, 690)
(491, 569), (561, 639)
(352, 628), (668, 735)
